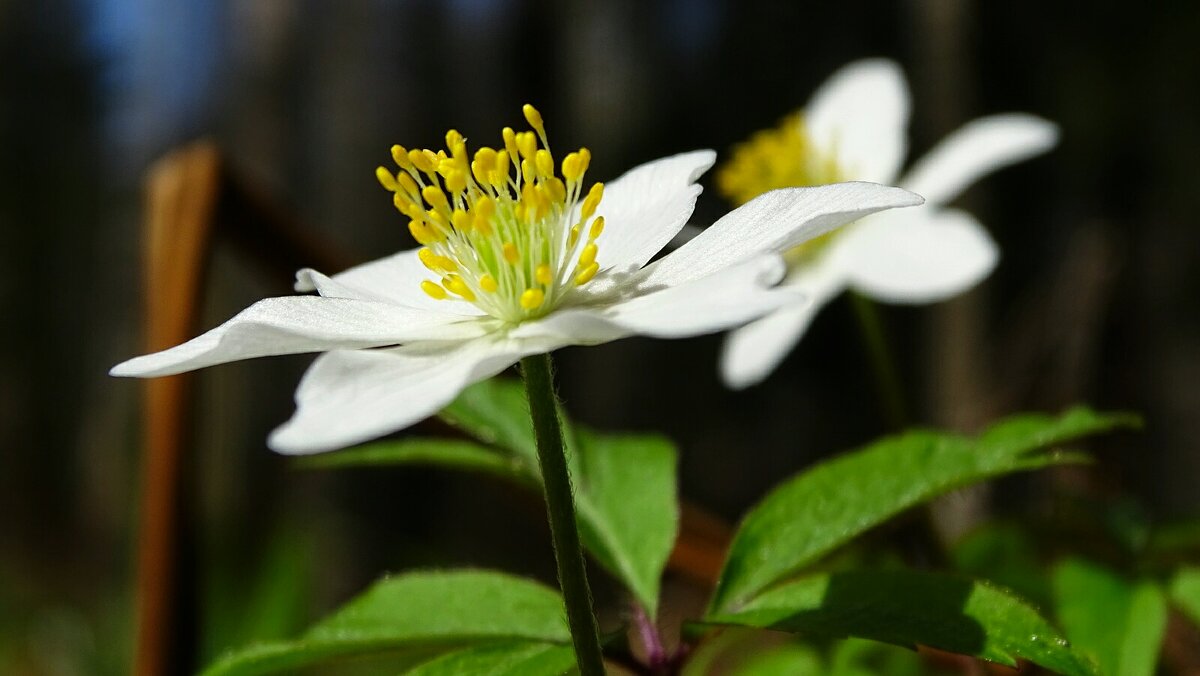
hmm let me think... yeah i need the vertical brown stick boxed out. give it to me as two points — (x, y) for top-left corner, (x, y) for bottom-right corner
(134, 143), (221, 676)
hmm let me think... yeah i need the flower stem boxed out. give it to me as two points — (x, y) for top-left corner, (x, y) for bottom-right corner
(520, 353), (605, 676)
(849, 292), (908, 429)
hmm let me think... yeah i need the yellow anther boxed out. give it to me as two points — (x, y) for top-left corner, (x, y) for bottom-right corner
(391, 144), (413, 171)
(396, 173), (419, 196)
(375, 166), (398, 191)
(426, 209), (449, 231)
(472, 147), (498, 183)
(562, 152), (582, 183)
(422, 185), (449, 211)
(418, 247), (438, 270)
(516, 131), (537, 160)
(535, 149), (554, 177)
(523, 104), (545, 134)
(503, 243), (520, 263)
(494, 150), (511, 185)
(446, 129), (464, 151)
(578, 148), (592, 175)
(521, 158), (535, 184)
(578, 243), (598, 267)
(473, 213), (493, 235)
(567, 225), (581, 249)
(437, 157), (457, 177)
(581, 182), (604, 219)
(396, 197), (424, 220)
(545, 177), (566, 203)
(444, 275), (476, 301)
(535, 264), (553, 285)
(451, 209), (471, 233)
(520, 288), (544, 309)
(474, 195), (495, 219)
(479, 275), (499, 292)
(409, 149), (435, 173)
(588, 215), (605, 241)
(502, 127), (519, 161)
(574, 262), (600, 286)
(445, 170), (468, 194)
(409, 220), (436, 245)
(421, 280), (448, 300)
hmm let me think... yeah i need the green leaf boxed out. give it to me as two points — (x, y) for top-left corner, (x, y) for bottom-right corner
(1169, 566), (1200, 627)
(1052, 559), (1167, 676)
(201, 570), (570, 676)
(405, 641), (576, 676)
(297, 438), (535, 485)
(710, 407), (1136, 613)
(573, 430), (678, 618)
(704, 569), (1099, 676)
(727, 644), (823, 675)
(439, 378), (541, 465)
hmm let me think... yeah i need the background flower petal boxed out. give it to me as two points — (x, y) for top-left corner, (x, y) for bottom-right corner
(841, 207), (998, 304)
(807, 58), (910, 184)
(640, 182), (923, 289)
(720, 264), (848, 389)
(901, 114), (1059, 205)
(109, 296), (486, 377)
(267, 337), (552, 455)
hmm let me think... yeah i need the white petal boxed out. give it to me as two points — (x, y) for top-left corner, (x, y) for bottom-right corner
(512, 255), (798, 344)
(840, 207), (997, 304)
(807, 59), (910, 184)
(720, 263), (847, 390)
(639, 182), (923, 289)
(584, 150), (716, 292)
(268, 336), (553, 455)
(901, 114), (1058, 205)
(295, 249), (484, 315)
(109, 296), (486, 377)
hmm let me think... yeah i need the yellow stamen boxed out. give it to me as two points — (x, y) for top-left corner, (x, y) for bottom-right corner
(444, 275), (476, 301)
(375, 166), (398, 191)
(520, 288), (544, 309)
(503, 243), (520, 263)
(578, 243), (598, 267)
(588, 216), (605, 241)
(574, 262), (600, 286)
(523, 103), (545, 135)
(479, 275), (498, 292)
(391, 144), (413, 171)
(421, 280), (448, 299)
(581, 182), (604, 219)
(535, 264), (553, 285)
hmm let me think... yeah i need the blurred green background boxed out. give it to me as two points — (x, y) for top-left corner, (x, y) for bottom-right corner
(2, 1), (1199, 673)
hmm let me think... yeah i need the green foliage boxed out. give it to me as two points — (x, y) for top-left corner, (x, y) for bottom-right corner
(305, 378), (679, 616)
(952, 523), (1051, 606)
(200, 570), (570, 676)
(704, 569), (1098, 676)
(1169, 566), (1200, 626)
(297, 438), (534, 485)
(1051, 559), (1166, 676)
(710, 407), (1137, 613)
(404, 642), (576, 676)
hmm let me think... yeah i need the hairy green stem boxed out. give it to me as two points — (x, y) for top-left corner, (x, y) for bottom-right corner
(520, 353), (605, 676)
(849, 292), (909, 429)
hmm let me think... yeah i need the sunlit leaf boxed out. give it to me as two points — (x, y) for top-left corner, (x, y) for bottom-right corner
(297, 438), (534, 485)
(710, 407), (1137, 612)
(201, 570), (569, 676)
(405, 641), (576, 676)
(1169, 566), (1200, 627)
(572, 430), (678, 617)
(1052, 559), (1165, 676)
(704, 569), (1098, 676)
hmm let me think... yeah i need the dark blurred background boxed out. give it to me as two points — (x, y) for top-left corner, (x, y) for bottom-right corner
(2, 1), (1199, 673)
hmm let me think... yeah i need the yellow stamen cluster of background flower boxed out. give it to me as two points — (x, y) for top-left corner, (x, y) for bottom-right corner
(714, 112), (843, 206)
(375, 105), (606, 322)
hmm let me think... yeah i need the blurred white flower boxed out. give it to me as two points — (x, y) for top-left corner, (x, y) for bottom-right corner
(112, 105), (921, 454)
(716, 59), (1059, 389)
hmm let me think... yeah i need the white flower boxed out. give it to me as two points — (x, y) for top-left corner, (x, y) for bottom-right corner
(111, 106), (922, 454)
(716, 59), (1059, 389)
